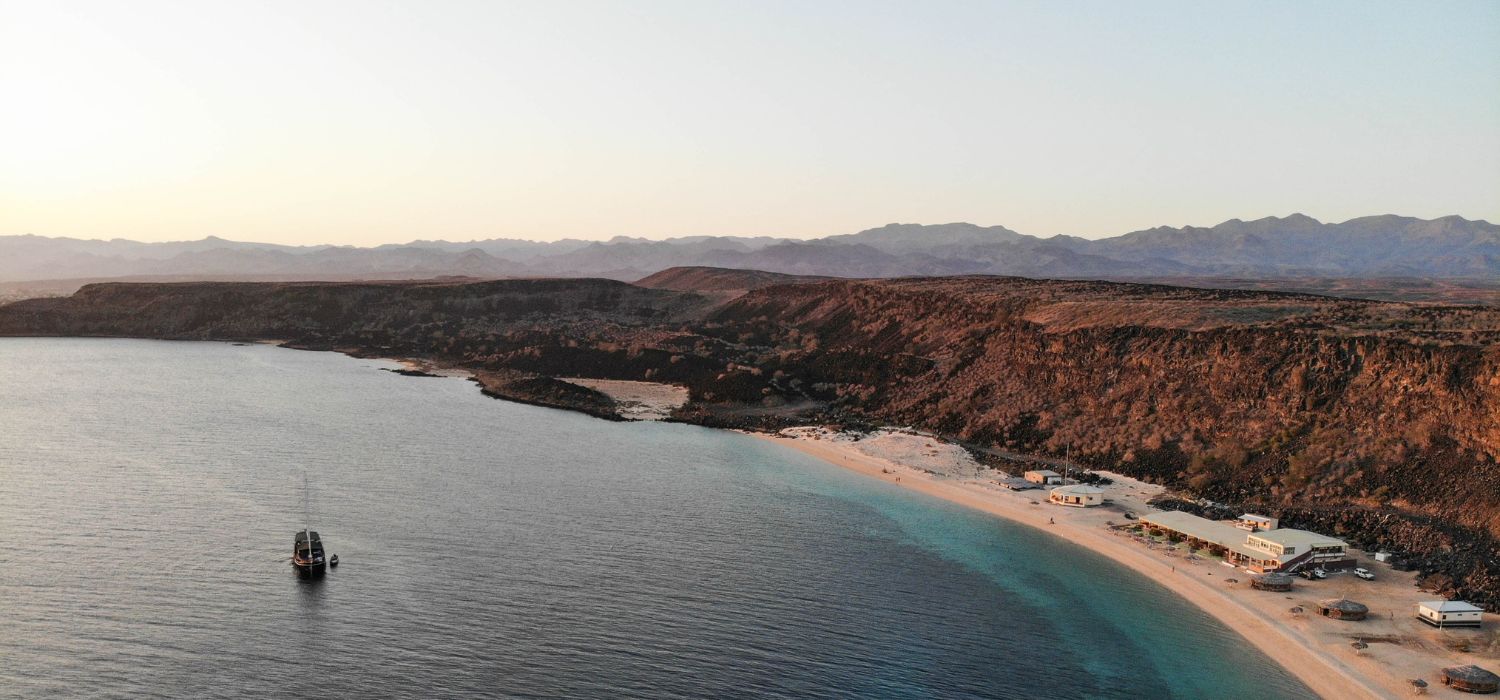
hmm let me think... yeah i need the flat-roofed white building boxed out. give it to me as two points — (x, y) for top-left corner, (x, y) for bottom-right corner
(1024, 469), (1062, 485)
(1245, 529), (1349, 569)
(1235, 514), (1278, 531)
(1049, 484), (1103, 507)
(1418, 601), (1484, 628)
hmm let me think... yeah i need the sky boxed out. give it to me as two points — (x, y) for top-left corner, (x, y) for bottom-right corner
(2, 1), (1497, 245)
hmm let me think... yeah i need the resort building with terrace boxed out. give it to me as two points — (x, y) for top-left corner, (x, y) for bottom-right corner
(1138, 511), (1351, 573)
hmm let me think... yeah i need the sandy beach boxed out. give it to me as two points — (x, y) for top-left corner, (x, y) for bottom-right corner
(557, 378), (689, 420)
(394, 357), (474, 378)
(751, 427), (1499, 700)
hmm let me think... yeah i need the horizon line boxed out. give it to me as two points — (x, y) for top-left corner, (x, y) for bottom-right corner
(3, 212), (1493, 249)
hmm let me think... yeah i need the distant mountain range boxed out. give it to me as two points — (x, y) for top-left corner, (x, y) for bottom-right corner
(3, 214), (1496, 283)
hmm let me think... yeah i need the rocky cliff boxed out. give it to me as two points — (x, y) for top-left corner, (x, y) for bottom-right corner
(699, 278), (1500, 605)
(708, 278), (1500, 524)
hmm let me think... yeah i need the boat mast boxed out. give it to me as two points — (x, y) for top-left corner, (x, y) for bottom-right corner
(303, 470), (310, 556)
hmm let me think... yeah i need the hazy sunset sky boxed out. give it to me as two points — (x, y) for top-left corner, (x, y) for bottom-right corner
(2, 1), (1497, 245)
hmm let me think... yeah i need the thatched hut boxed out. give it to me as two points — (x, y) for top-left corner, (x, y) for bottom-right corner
(1442, 665), (1499, 694)
(1317, 598), (1369, 621)
(1251, 572), (1294, 591)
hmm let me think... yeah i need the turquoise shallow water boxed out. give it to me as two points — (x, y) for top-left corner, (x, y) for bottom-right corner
(0, 338), (1312, 699)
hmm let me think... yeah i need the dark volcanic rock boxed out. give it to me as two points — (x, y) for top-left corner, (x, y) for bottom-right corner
(384, 367), (442, 377)
(472, 370), (622, 421)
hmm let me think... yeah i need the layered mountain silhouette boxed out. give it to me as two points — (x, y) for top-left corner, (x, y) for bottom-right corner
(3, 214), (1495, 283)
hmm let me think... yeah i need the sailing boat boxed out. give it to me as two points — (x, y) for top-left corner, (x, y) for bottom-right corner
(292, 472), (327, 575)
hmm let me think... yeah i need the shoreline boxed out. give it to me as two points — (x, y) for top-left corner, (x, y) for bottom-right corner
(215, 344), (1500, 698)
(38, 338), (1484, 697)
(327, 354), (1490, 700)
(747, 429), (1407, 700)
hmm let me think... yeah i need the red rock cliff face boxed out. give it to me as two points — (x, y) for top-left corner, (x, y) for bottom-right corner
(709, 278), (1500, 536)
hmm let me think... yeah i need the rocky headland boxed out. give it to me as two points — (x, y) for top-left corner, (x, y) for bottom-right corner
(2, 270), (1496, 608)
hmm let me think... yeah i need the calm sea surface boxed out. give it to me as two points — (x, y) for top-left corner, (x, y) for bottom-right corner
(0, 339), (1312, 699)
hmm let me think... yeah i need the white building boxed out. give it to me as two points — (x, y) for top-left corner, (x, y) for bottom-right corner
(1024, 469), (1062, 485)
(1235, 514), (1278, 531)
(1417, 601), (1484, 628)
(1049, 484), (1104, 507)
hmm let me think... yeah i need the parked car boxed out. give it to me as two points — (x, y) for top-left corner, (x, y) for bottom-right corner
(1354, 568), (1375, 581)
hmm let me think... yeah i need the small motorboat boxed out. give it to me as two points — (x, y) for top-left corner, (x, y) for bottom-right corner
(330, 554), (339, 568)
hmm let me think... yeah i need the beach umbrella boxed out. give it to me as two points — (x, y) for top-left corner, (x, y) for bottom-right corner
(1350, 640), (1368, 654)
(1409, 678), (1427, 695)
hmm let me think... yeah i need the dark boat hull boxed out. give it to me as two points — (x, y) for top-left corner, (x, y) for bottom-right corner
(293, 560), (326, 575)
(293, 530), (326, 575)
